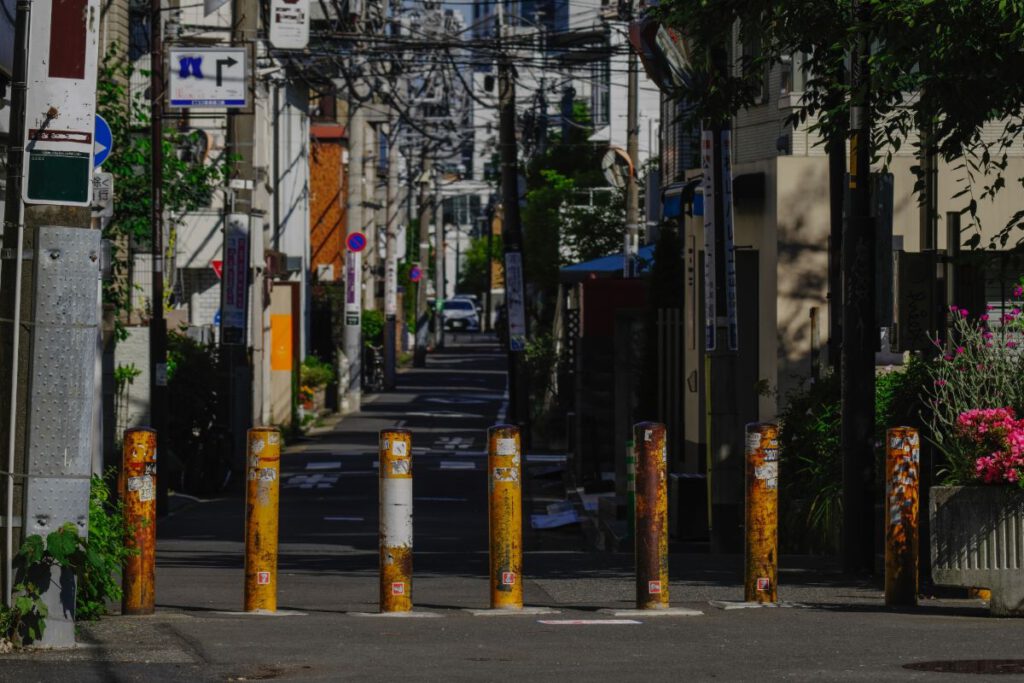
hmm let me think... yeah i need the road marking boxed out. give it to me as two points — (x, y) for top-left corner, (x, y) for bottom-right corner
(324, 516), (364, 522)
(283, 473), (339, 489)
(306, 461), (341, 470)
(537, 619), (642, 625)
(439, 461), (476, 470)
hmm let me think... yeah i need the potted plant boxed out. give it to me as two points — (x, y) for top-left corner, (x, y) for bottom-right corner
(922, 296), (1024, 616)
(299, 356), (336, 415)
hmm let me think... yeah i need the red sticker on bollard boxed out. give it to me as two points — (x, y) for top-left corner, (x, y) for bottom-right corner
(502, 572), (516, 585)
(257, 571), (271, 585)
(648, 580), (662, 594)
(756, 577), (770, 592)
(391, 582), (406, 595)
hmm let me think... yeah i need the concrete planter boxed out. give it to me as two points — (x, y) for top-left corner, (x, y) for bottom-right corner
(930, 485), (1024, 616)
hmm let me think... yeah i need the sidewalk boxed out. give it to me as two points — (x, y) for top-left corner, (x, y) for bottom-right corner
(3, 337), (1023, 681)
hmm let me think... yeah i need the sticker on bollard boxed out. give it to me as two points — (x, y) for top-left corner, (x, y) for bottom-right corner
(634, 422), (669, 609)
(745, 423), (779, 604)
(502, 572), (516, 585)
(392, 582), (406, 595)
(380, 429), (414, 613)
(757, 577), (770, 592)
(257, 571), (271, 585)
(648, 581), (662, 594)
(489, 425), (524, 609)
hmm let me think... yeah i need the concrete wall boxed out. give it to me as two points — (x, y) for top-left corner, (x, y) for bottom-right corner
(113, 326), (151, 431)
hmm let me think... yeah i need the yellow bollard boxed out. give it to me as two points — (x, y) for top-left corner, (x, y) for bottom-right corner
(122, 428), (157, 615)
(634, 422), (669, 609)
(744, 423), (779, 603)
(885, 426), (919, 606)
(379, 429), (413, 612)
(488, 425), (523, 609)
(244, 427), (281, 613)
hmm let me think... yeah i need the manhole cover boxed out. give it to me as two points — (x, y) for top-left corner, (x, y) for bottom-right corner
(904, 660), (1024, 674)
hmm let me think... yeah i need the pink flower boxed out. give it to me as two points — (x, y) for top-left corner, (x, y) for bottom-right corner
(981, 314), (990, 322)
(944, 354), (954, 361)
(984, 331), (994, 340)
(935, 380), (947, 387)
(1014, 285), (1023, 298)
(960, 308), (970, 317)
(956, 346), (966, 355)
(1009, 341), (1019, 349)
(950, 304), (960, 313)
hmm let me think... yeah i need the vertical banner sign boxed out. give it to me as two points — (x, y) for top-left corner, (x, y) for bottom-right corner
(345, 251), (360, 326)
(385, 258), (397, 317)
(504, 251), (527, 352)
(221, 214), (250, 344)
(701, 129), (717, 352)
(269, 0), (310, 49)
(720, 130), (739, 351)
(23, 0), (101, 206)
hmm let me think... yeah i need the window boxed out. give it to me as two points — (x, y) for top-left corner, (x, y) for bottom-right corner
(444, 300), (475, 311)
(591, 57), (610, 127)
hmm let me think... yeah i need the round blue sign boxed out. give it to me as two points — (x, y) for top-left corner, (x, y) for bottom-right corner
(94, 114), (113, 169)
(410, 266), (422, 283)
(346, 232), (367, 252)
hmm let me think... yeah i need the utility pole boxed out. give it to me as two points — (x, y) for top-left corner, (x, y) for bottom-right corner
(842, 0), (876, 576)
(434, 178), (445, 349)
(363, 120), (378, 312)
(151, 0), (169, 515)
(623, 0), (640, 277)
(497, 7), (530, 436)
(384, 117), (400, 389)
(1, 0), (101, 647)
(342, 105), (365, 412)
(413, 154), (432, 367)
(704, 44), (743, 554)
(225, 0), (257, 475)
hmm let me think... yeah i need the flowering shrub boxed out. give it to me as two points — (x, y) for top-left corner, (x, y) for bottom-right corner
(955, 408), (1024, 485)
(922, 296), (1024, 485)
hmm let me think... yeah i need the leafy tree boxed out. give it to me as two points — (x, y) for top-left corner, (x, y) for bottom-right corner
(457, 234), (503, 296)
(652, 0), (1024, 244)
(96, 44), (231, 337)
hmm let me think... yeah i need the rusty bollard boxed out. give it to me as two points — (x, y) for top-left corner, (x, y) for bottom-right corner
(245, 427), (281, 613)
(380, 429), (413, 612)
(122, 428), (157, 615)
(744, 423), (779, 603)
(634, 422), (669, 609)
(885, 427), (919, 606)
(488, 425), (523, 609)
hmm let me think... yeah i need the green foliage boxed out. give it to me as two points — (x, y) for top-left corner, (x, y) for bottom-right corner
(2, 522), (84, 646)
(779, 363), (929, 554)
(166, 332), (229, 494)
(523, 333), (558, 423)
(920, 308), (1024, 484)
(361, 309), (385, 348)
(113, 363), (142, 394)
(300, 354), (337, 388)
(457, 234), (503, 297)
(778, 373), (843, 554)
(653, 0), (1024, 245)
(97, 44), (231, 335)
(77, 471), (134, 621)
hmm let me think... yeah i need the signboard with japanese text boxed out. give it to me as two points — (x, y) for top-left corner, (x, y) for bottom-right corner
(220, 214), (250, 344)
(701, 129), (716, 351)
(23, 0), (101, 205)
(720, 130), (739, 351)
(504, 251), (527, 352)
(269, 0), (310, 50)
(169, 47), (247, 108)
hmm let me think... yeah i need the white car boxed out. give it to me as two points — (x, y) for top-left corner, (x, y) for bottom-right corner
(442, 298), (480, 332)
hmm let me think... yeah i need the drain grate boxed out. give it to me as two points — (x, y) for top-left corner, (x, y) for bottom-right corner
(904, 660), (1024, 674)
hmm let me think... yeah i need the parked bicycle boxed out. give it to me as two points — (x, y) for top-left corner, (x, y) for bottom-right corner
(363, 344), (385, 393)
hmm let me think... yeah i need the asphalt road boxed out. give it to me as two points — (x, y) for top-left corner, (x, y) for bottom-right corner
(5, 335), (1024, 682)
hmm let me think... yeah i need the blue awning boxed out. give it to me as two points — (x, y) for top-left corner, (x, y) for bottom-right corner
(560, 243), (656, 283)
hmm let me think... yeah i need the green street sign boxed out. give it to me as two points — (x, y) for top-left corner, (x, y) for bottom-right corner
(27, 150), (91, 204)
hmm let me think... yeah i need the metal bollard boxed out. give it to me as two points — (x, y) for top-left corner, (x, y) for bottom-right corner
(885, 427), (919, 606)
(634, 422), (669, 609)
(380, 429), (413, 612)
(488, 425), (523, 609)
(122, 428), (157, 615)
(245, 427), (281, 613)
(744, 423), (779, 603)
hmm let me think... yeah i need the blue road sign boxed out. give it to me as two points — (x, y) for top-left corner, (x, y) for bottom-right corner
(94, 114), (113, 169)
(410, 266), (422, 283)
(346, 231), (367, 252)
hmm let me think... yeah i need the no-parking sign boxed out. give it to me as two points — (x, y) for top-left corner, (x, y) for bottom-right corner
(346, 232), (367, 252)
